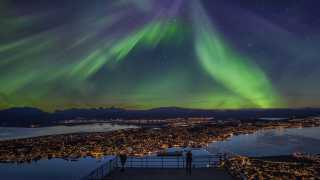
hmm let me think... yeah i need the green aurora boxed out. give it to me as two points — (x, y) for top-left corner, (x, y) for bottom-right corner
(0, 0), (304, 111)
(192, 1), (281, 108)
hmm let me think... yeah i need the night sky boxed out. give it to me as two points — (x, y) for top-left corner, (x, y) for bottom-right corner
(1, 0), (320, 111)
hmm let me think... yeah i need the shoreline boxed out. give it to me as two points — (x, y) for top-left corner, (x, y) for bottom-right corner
(0, 123), (139, 142)
(226, 153), (320, 179)
(0, 117), (319, 163)
(1, 118), (318, 142)
(0, 121), (122, 128)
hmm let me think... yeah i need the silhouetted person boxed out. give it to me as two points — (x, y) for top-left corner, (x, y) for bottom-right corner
(119, 153), (127, 172)
(186, 151), (192, 175)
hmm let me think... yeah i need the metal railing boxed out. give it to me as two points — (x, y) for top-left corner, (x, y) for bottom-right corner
(121, 155), (221, 168)
(81, 154), (225, 180)
(83, 156), (117, 180)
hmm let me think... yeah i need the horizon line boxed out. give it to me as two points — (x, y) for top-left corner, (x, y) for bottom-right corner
(1, 106), (320, 113)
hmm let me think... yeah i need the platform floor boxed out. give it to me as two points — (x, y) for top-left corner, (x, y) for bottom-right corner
(105, 168), (235, 180)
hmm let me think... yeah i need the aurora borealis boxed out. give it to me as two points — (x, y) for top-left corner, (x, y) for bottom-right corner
(1, 0), (320, 111)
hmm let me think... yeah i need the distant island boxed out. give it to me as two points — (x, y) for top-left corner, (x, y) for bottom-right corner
(1, 107), (320, 127)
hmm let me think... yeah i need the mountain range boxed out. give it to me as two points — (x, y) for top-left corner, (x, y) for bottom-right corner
(0, 107), (320, 127)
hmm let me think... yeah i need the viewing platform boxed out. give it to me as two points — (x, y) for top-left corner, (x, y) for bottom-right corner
(82, 148), (235, 180)
(106, 168), (233, 180)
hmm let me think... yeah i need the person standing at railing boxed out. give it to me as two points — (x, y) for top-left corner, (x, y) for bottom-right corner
(119, 152), (127, 172)
(186, 151), (193, 175)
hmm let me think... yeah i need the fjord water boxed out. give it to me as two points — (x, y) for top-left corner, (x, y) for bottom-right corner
(208, 127), (320, 156)
(0, 123), (135, 180)
(0, 126), (320, 180)
(0, 156), (114, 180)
(0, 123), (137, 141)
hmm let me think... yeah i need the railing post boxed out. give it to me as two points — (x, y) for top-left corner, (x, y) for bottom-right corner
(183, 159), (185, 168)
(141, 157), (143, 168)
(146, 156), (148, 168)
(96, 167), (99, 179)
(101, 165), (104, 178)
(161, 157), (163, 169)
(100, 166), (103, 178)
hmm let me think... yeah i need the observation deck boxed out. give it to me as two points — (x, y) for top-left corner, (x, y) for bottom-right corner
(82, 148), (235, 180)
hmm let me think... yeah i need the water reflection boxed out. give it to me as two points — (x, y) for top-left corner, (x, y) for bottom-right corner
(0, 156), (113, 180)
(208, 127), (320, 156)
(0, 123), (137, 141)
(1, 126), (320, 179)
